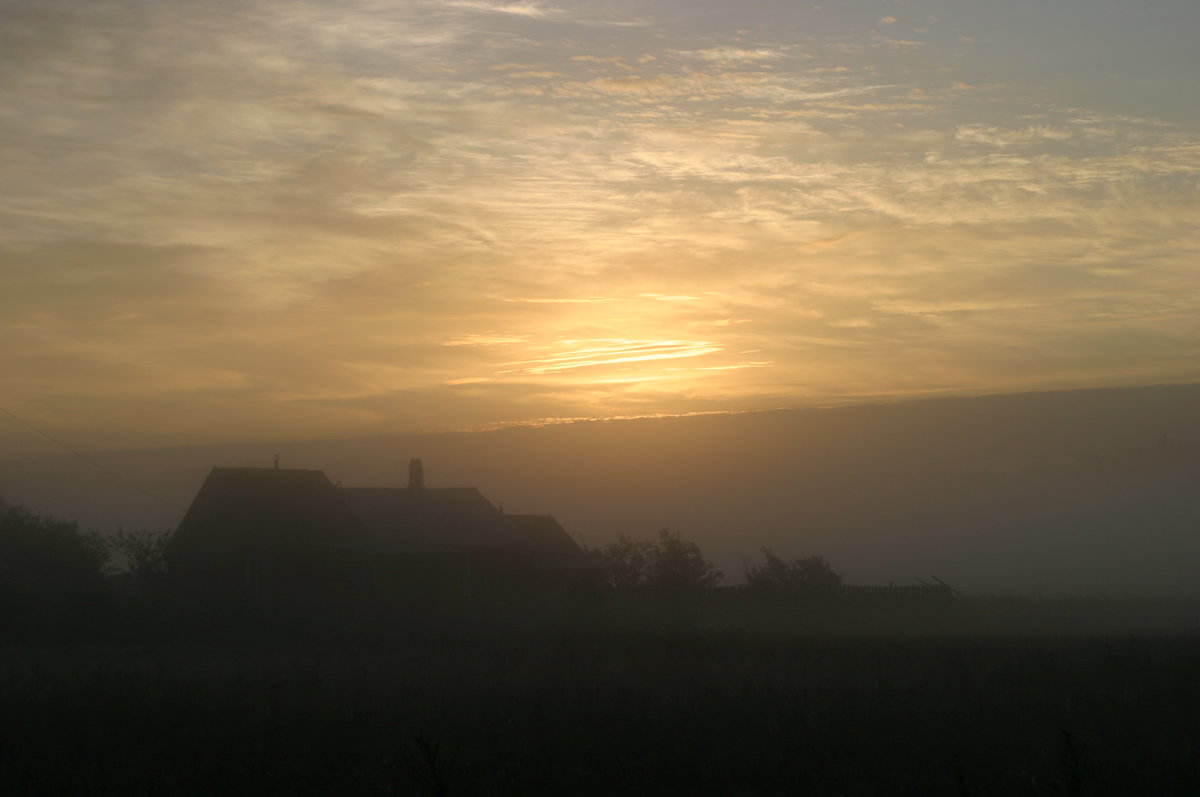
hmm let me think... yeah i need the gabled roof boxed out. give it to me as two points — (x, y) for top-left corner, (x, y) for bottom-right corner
(339, 486), (531, 553)
(168, 467), (367, 558)
(168, 461), (579, 561)
(507, 514), (603, 571)
(506, 514), (586, 557)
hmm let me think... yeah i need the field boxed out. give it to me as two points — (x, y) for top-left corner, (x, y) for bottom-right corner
(3, 610), (1200, 796)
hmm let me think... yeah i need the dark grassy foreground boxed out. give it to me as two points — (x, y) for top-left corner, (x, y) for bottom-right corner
(3, 616), (1200, 797)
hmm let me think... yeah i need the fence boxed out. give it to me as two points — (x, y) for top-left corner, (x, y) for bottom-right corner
(836, 583), (955, 602)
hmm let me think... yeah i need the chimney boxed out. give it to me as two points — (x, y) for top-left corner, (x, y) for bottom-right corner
(408, 457), (425, 490)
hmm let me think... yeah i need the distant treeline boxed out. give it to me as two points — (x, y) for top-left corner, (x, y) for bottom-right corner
(1, 498), (957, 638)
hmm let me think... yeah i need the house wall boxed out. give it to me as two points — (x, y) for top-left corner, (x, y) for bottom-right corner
(169, 549), (366, 622)
(168, 548), (605, 630)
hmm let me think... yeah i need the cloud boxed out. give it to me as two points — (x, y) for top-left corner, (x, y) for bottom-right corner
(501, 297), (616, 304)
(498, 340), (723, 375)
(955, 124), (1074, 147)
(0, 0), (1197, 455)
(675, 47), (786, 62)
(443, 335), (532, 347)
(443, 0), (551, 17)
(441, 0), (650, 27)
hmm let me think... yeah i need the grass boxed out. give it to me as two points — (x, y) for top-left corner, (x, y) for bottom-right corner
(2, 625), (1200, 795)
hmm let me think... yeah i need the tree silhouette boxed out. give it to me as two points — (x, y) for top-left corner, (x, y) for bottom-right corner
(0, 502), (109, 625)
(744, 547), (841, 602)
(600, 528), (722, 596)
(109, 528), (171, 592)
(599, 535), (654, 590)
(647, 528), (722, 596)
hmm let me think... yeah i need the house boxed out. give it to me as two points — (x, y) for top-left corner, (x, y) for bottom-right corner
(165, 458), (602, 623)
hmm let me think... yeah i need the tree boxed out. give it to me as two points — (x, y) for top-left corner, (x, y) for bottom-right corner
(600, 529), (722, 596)
(647, 528), (722, 595)
(109, 528), (171, 592)
(599, 535), (654, 590)
(744, 548), (841, 602)
(0, 503), (109, 624)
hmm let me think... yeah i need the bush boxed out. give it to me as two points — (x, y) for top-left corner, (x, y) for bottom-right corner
(109, 528), (171, 592)
(744, 548), (841, 602)
(0, 502), (110, 627)
(600, 529), (722, 597)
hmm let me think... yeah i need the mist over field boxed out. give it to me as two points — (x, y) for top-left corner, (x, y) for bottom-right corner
(4, 383), (1198, 598)
(4, 1), (1200, 793)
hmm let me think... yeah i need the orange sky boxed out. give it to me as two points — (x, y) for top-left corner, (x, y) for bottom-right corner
(2, 0), (1198, 458)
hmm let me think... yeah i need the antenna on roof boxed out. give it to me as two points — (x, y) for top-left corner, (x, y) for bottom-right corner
(273, 454), (280, 470)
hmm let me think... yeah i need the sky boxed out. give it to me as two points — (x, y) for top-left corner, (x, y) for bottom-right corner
(2, 0), (1198, 459)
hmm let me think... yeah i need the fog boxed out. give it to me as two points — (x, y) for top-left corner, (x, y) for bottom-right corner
(3, 383), (1198, 597)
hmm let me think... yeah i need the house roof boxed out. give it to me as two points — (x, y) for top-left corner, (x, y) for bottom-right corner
(169, 462), (588, 561)
(506, 514), (585, 557)
(339, 486), (532, 553)
(506, 514), (603, 571)
(168, 467), (368, 558)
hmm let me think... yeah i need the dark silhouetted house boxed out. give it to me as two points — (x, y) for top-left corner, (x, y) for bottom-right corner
(166, 459), (601, 623)
(506, 514), (580, 557)
(167, 466), (369, 619)
(505, 513), (606, 606)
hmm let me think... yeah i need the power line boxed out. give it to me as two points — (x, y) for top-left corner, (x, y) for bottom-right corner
(0, 405), (187, 513)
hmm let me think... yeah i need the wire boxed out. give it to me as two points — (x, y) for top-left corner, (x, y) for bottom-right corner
(0, 404), (187, 513)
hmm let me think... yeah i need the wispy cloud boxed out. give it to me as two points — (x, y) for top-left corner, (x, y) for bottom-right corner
(499, 340), (723, 375)
(443, 335), (532, 347)
(637, 293), (703, 302)
(442, 0), (650, 26)
(675, 47), (787, 61)
(443, 0), (551, 17)
(500, 297), (616, 304)
(0, 0), (1196, 454)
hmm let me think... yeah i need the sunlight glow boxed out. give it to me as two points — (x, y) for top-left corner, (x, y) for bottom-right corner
(1, 0), (1196, 454)
(498, 340), (723, 375)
